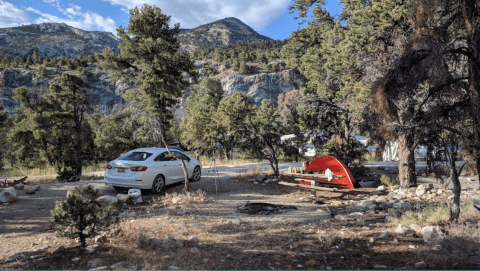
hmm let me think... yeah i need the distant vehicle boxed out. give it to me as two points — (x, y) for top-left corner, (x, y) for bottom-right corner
(104, 147), (202, 193)
(168, 142), (188, 151)
(299, 145), (316, 157)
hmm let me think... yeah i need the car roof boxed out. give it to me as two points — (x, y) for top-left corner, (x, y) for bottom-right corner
(129, 147), (184, 153)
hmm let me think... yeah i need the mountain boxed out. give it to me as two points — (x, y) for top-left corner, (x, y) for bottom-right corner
(0, 23), (121, 58)
(176, 17), (271, 52)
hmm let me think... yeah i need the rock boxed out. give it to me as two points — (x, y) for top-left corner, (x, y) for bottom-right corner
(86, 244), (99, 253)
(410, 224), (422, 234)
(232, 218), (241, 225)
(95, 235), (107, 243)
(437, 189), (443, 195)
(24, 186), (35, 194)
(189, 247), (199, 254)
(116, 194), (130, 203)
(39, 236), (48, 242)
(318, 236), (327, 242)
(348, 205), (367, 212)
(374, 264), (387, 269)
(95, 195), (118, 204)
(88, 258), (102, 268)
(335, 215), (351, 221)
(415, 261), (427, 268)
(395, 224), (411, 235)
(72, 257), (80, 262)
(226, 254), (233, 260)
(273, 246), (281, 250)
(6, 252), (21, 262)
(359, 200), (377, 208)
(393, 202), (412, 210)
(42, 245), (50, 249)
(14, 183), (25, 190)
(416, 185), (426, 196)
(375, 196), (387, 203)
(388, 208), (401, 218)
(379, 231), (390, 238)
(149, 238), (161, 246)
(0, 188), (17, 203)
(178, 210), (187, 215)
(393, 238), (399, 244)
(31, 185), (40, 191)
(421, 226), (442, 243)
(377, 185), (386, 191)
(172, 197), (181, 204)
(109, 262), (125, 269)
(256, 174), (265, 182)
(369, 237), (377, 243)
(168, 265), (179, 270)
(189, 236), (198, 242)
(362, 226), (371, 230)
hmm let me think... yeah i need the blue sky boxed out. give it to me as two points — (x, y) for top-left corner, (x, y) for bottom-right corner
(0, 0), (343, 40)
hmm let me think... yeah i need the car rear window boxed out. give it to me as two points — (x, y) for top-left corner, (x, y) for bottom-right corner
(118, 152), (153, 161)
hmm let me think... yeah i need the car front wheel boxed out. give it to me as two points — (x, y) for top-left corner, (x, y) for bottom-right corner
(151, 175), (165, 194)
(190, 166), (201, 182)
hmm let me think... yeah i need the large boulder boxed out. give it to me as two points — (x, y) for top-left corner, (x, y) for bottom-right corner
(116, 194), (130, 203)
(14, 183), (25, 190)
(421, 226), (443, 243)
(24, 186), (36, 194)
(0, 188), (17, 203)
(95, 195), (118, 204)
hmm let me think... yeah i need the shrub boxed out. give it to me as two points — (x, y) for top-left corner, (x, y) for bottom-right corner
(50, 185), (121, 247)
(38, 66), (48, 77)
(380, 174), (399, 187)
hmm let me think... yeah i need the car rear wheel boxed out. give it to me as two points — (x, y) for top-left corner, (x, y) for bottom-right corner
(190, 166), (201, 182)
(151, 175), (165, 194)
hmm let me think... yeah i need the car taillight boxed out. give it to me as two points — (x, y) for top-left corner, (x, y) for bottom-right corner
(106, 164), (112, 170)
(130, 166), (148, 171)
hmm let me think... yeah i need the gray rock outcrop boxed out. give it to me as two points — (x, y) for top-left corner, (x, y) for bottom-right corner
(220, 69), (302, 105)
(0, 68), (128, 115)
(0, 23), (120, 58)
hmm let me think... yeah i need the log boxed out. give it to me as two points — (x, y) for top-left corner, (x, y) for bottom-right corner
(293, 178), (342, 187)
(278, 181), (340, 191)
(282, 171), (344, 179)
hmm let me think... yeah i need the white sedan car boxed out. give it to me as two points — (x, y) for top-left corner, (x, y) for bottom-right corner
(104, 147), (202, 193)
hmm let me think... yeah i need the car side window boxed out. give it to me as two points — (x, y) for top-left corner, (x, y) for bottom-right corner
(172, 150), (188, 160)
(154, 152), (172, 162)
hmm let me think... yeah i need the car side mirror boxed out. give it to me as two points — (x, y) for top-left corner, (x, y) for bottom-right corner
(187, 157), (191, 162)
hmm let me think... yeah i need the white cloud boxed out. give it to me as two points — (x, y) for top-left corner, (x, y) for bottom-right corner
(26, 6), (117, 35)
(0, 1), (30, 27)
(101, 0), (290, 31)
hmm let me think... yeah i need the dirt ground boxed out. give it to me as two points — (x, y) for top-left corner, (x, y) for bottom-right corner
(1, 165), (480, 270)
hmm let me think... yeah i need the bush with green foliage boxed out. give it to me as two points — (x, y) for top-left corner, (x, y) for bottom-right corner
(38, 66), (48, 77)
(50, 185), (121, 247)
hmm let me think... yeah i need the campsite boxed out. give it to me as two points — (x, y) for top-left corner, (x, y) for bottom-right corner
(1, 158), (480, 270)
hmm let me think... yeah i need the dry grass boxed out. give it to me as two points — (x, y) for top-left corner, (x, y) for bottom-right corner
(198, 156), (262, 167)
(235, 165), (272, 183)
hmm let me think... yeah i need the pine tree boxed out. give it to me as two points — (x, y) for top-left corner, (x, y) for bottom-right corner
(238, 61), (249, 74)
(50, 185), (121, 248)
(33, 50), (42, 65)
(96, 4), (192, 191)
(244, 100), (283, 176)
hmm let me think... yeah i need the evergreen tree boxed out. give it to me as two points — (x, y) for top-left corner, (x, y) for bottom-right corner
(38, 66), (48, 77)
(244, 100), (283, 176)
(181, 77), (224, 155)
(33, 50), (42, 65)
(216, 92), (255, 159)
(50, 185), (121, 248)
(96, 4), (192, 191)
(238, 61), (249, 74)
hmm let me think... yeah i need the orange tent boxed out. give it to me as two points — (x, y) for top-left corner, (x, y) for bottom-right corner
(304, 156), (356, 189)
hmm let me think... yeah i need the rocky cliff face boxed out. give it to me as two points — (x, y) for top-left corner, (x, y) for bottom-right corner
(178, 17), (271, 52)
(0, 67), (128, 115)
(220, 69), (302, 105)
(0, 23), (121, 58)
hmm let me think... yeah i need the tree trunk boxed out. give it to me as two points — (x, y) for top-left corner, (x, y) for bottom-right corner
(398, 133), (417, 187)
(426, 144), (434, 173)
(448, 150), (462, 222)
(157, 119), (189, 192)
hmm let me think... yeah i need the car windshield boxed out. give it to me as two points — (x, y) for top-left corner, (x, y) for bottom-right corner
(117, 152), (153, 161)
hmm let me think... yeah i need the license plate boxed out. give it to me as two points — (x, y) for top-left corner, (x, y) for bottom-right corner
(118, 169), (125, 173)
